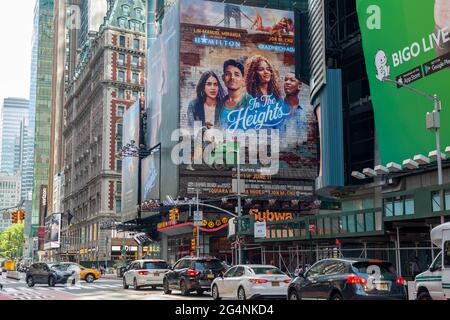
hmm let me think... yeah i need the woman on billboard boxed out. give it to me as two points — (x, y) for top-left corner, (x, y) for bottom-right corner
(244, 55), (283, 100)
(187, 70), (225, 128)
(187, 71), (225, 171)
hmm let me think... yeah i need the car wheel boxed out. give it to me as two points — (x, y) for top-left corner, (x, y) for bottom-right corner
(330, 292), (343, 300)
(26, 276), (35, 287)
(48, 276), (56, 287)
(133, 278), (140, 290)
(163, 279), (172, 294)
(238, 287), (246, 300)
(417, 291), (432, 300)
(212, 285), (221, 300)
(288, 290), (299, 300)
(180, 280), (189, 296)
(123, 278), (129, 289)
(85, 274), (95, 283)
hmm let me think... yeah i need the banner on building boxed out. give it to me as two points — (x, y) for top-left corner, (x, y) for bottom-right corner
(177, 0), (318, 198)
(44, 213), (61, 250)
(356, 0), (450, 165)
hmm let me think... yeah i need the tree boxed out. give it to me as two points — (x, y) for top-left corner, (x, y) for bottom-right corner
(0, 222), (25, 260)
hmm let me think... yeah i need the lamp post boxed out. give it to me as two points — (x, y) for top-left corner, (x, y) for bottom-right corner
(382, 77), (445, 224)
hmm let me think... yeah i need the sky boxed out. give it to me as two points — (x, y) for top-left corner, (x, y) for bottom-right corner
(0, 1), (35, 106)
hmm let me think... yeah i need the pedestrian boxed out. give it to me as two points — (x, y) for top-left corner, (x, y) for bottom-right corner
(410, 257), (421, 279)
(269, 260), (275, 266)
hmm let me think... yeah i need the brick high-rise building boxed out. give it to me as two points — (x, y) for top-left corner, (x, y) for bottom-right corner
(62, 0), (146, 264)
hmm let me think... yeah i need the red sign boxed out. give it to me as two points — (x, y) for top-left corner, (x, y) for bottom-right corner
(38, 226), (46, 239)
(308, 224), (316, 232)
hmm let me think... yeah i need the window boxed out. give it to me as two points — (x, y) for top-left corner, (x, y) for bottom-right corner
(118, 53), (125, 65)
(356, 213), (364, 232)
(122, 5), (130, 16)
(132, 72), (139, 84)
(322, 261), (348, 275)
(394, 198), (404, 216)
(119, 35), (126, 47)
(234, 267), (245, 277)
(384, 199), (394, 217)
(365, 212), (374, 232)
(444, 241), (450, 268)
(117, 105), (125, 117)
(135, 8), (143, 19)
(118, 70), (125, 82)
(118, 89), (125, 99)
(224, 267), (237, 278)
(116, 160), (122, 171)
(324, 218), (331, 235)
(132, 56), (139, 67)
(431, 252), (442, 271)
(405, 196), (414, 215)
(117, 124), (123, 138)
(331, 218), (339, 234)
(305, 261), (326, 277)
(317, 219), (324, 235)
(133, 39), (140, 50)
(432, 192), (441, 212)
(341, 216), (348, 234)
(118, 18), (126, 29)
(347, 215), (356, 232)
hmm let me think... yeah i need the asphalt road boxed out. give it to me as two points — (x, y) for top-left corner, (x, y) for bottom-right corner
(0, 273), (213, 300)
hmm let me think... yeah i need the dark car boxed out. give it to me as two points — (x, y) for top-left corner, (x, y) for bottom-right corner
(26, 263), (73, 287)
(287, 258), (407, 300)
(163, 256), (226, 296)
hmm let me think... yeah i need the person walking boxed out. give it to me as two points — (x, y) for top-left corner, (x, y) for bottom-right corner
(410, 257), (421, 279)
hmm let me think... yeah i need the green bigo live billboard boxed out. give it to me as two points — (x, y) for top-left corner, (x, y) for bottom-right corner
(356, 0), (450, 165)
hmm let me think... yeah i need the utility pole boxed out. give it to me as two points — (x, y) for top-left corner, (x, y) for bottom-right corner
(237, 147), (242, 265)
(196, 188), (200, 257)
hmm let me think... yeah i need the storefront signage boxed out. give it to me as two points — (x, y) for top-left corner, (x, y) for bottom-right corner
(249, 209), (294, 222)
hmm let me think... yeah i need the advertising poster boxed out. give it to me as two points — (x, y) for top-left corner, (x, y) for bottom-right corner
(121, 101), (140, 217)
(44, 213), (61, 250)
(178, 0), (318, 199)
(141, 152), (160, 202)
(357, 0), (450, 165)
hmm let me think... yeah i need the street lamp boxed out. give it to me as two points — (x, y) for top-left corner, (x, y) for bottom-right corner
(382, 77), (445, 223)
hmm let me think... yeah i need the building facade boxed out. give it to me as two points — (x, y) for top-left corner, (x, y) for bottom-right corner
(0, 174), (21, 232)
(0, 97), (30, 175)
(61, 0), (146, 265)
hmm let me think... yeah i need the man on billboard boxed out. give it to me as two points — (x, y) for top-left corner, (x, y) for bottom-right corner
(219, 59), (251, 129)
(435, 0), (450, 57)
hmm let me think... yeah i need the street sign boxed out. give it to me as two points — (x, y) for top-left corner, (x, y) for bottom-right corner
(232, 179), (246, 193)
(194, 211), (203, 227)
(254, 221), (267, 238)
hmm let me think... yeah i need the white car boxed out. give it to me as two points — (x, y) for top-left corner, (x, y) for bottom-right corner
(211, 264), (291, 300)
(123, 259), (170, 290)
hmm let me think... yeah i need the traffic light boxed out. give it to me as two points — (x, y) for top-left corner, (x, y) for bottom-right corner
(11, 210), (18, 224)
(191, 238), (196, 251)
(19, 209), (25, 222)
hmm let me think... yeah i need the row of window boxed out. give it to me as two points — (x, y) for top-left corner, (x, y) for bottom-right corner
(118, 54), (140, 67)
(432, 190), (450, 212)
(118, 18), (144, 32)
(118, 36), (140, 50)
(384, 196), (415, 217)
(117, 70), (140, 84)
(117, 89), (140, 100)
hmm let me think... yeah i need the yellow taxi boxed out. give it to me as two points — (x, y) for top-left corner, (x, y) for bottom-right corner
(60, 262), (101, 283)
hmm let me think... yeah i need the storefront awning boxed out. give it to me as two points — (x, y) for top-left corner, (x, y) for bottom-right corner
(158, 222), (228, 236)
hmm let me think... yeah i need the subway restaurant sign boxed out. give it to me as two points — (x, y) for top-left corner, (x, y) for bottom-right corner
(356, 0), (450, 165)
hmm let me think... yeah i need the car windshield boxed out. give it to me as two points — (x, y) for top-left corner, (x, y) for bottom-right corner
(50, 264), (69, 271)
(251, 267), (284, 275)
(194, 260), (223, 271)
(352, 261), (397, 278)
(142, 262), (168, 269)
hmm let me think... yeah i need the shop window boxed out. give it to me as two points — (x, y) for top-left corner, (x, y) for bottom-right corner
(394, 198), (404, 216)
(405, 196), (415, 215)
(432, 192), (442, 212)
(365, 212), (374, 232)
(356, 213), (364, 232)
(384, 198), (393, 216)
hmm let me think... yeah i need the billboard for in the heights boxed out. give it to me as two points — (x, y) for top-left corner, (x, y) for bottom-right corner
(178, 0), (318, 199)
(356, 0), (450, 165)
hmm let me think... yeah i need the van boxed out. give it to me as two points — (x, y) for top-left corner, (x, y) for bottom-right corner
(415, 222), (450, 300)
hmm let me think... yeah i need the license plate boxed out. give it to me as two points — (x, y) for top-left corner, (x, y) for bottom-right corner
(376, 283), (389, 291)
(154, 273), (159, 277)
(207, 274), (215, 279)
(271, 282), (280, 287)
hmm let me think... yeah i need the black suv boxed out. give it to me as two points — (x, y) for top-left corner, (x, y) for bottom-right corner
(287, 258), (407, 300)
(26, 263), (73, 287)
(163, 257), (226, 296)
